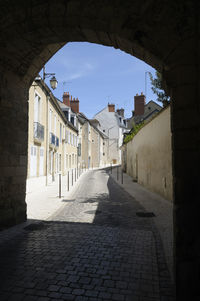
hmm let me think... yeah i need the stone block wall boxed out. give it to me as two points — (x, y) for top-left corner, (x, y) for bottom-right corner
(123, 106), (173, 201)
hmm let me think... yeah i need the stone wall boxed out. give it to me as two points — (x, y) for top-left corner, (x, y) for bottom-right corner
(123, 106), (172, 201)
(0, 1), (200, 298)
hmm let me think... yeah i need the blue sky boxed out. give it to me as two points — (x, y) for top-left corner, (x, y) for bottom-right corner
(42, 42), (157, 119)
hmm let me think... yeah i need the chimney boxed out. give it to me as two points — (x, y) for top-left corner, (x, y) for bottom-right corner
(108, 103), (115, 112)
(70, 97), (79, 113)
(63, 92), (70, 107)
(134, 92), (145, 116)
(117, 108), (124, 117)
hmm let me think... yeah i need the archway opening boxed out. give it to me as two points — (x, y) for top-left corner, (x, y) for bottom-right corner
(1, 2), (199, 300)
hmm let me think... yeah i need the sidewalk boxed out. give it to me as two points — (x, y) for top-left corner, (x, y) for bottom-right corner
(109, 166), (174, 282)
(26, 169), (91, 220)
(25, 165), (114, 221)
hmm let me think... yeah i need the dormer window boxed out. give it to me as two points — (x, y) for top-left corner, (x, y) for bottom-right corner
(71, 116), (74, 125)
(64, 110), (69, 121)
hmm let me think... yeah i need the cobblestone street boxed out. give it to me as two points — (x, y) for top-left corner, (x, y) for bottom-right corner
(0, 169), (175, 301)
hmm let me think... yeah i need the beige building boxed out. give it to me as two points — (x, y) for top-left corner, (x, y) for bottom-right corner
(122, 105), (172, 201)
(58, 92), (110, 170)
(27, 79), (78, 190)
(77, 113), (109, 169)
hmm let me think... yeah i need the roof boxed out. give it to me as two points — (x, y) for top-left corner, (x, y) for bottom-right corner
(89, 120), (108, 139)
(33, 79), (78, 133)
(130, 100), (162, 125)
(57, 99), (70, 110)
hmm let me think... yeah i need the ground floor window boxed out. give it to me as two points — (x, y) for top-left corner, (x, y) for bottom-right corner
(66, 154), (68, 169)
(39, 147), (44, 176)
(69, 155), (71, 168)
(59, 154), (61, 172)
(30, 145), (37, 177)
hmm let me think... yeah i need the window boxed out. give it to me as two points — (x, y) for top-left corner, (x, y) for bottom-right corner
(103, 153), (105, 156)
(49, 109), (52, 132)
(66, 130), (68, 143)
(68, 131), (70, 144)
(66, 154), (68, 169)
(34, 93), (41, 123)
(57, 153), (59, 173)
(60, 123), (62, 140)
(103, 129), (105, 132)
(54, 115), (56, 135)
(59, 154), (61, 172)
(64, 110), (69, 120)
(69, 155), (71, 168)
(103, 142), (105, 145)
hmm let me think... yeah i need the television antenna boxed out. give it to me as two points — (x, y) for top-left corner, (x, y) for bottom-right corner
(62, 81), (72, 93)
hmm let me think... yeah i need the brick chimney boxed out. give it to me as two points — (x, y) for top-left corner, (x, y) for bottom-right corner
(134, 92), (145, 116)
(70, 97), (79, 113)
(116, 108), (124, 117)
(63, 92), (70, 107)
(108, 103), (115, 112)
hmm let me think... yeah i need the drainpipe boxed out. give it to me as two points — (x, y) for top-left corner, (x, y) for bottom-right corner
(46, 95), (50, 186)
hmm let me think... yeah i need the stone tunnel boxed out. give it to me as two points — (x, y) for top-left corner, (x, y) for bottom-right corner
(0, 1), (199, 299)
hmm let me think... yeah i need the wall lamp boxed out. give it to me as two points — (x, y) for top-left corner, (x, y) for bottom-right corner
(43, 66), (58, 90)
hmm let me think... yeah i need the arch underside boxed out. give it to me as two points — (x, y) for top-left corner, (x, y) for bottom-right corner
(0, 1), (199, 300)
(0, 0), (195, 85)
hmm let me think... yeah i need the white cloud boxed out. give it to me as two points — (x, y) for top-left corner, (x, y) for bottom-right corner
(56, 58), (96, 81)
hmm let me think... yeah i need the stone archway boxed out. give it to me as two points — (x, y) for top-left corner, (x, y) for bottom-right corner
(0, 1), (199, 299)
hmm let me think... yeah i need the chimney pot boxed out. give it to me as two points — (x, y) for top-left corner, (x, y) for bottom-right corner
(134, 93), (145, 116)
(70, 96), (79, 113)
(63, 92), (70, 107)
(108, 104), (115, 112)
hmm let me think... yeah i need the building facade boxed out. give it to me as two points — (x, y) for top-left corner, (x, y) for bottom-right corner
(27, 80), (78, 191)
(93, 104), (128, 164)
(126, 93), (162, 129)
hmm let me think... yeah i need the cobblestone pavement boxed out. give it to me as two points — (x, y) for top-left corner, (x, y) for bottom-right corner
(0, 169), (175, 301)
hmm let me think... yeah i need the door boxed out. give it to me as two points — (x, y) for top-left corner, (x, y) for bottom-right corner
(30, 145), (37, 177)
(39, 147), (44, 176)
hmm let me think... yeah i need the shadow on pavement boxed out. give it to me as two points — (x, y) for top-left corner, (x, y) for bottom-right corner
(0, 171), (175, 301)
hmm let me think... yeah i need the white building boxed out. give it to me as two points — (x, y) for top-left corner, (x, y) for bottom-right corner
(93, 104), (128, 164)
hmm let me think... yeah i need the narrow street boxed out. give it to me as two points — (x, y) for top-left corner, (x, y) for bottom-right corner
(0, 169), (174, 301)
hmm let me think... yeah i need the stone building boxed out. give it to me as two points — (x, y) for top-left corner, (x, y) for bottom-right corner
(94, 104), (128, 164)
(77, 113), (109, 169)
(59, 92), (109, 169)
(0, 2), (199, 298)
(127, 93), (162, 129)
(122, 105), (172, 201)
(27, 79), (78, 192)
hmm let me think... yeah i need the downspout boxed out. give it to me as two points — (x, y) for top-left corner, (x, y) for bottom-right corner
(45, 95), (49, 186)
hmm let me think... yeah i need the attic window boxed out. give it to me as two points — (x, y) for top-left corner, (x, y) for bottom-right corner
(148, 106), (151, 110)
(103, 130), (105, 132)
